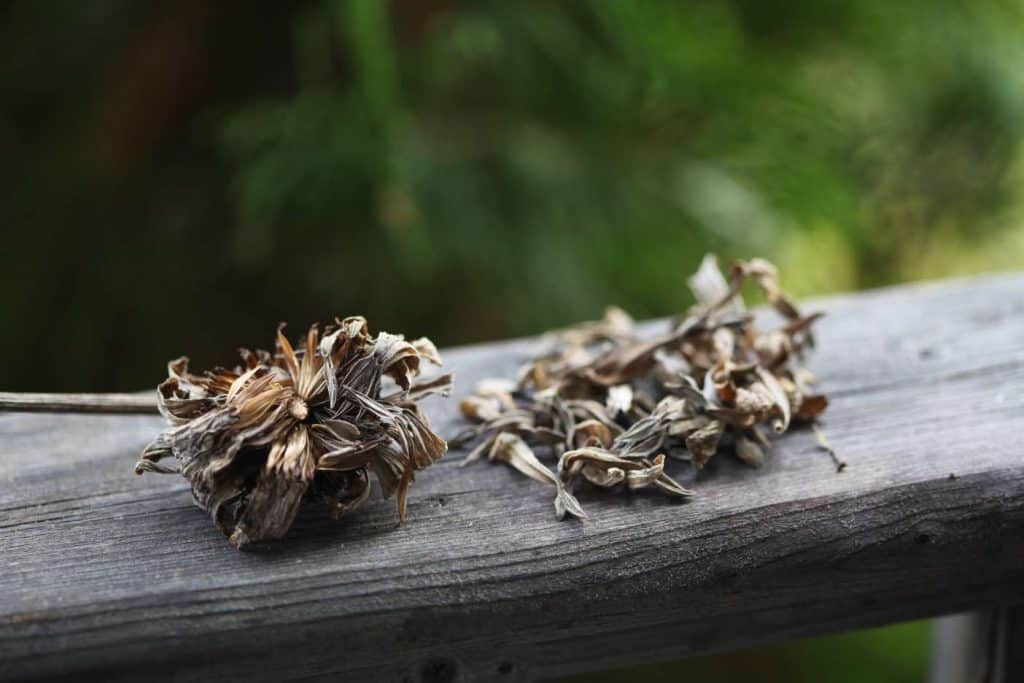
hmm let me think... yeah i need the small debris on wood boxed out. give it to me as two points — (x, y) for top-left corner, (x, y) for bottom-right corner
(453, 254), (830, 518)
(136, 317), (451, 548)
(813, 423), (846, 473)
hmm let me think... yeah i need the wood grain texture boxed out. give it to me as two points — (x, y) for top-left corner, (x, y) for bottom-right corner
(1, 273), (1023, 682)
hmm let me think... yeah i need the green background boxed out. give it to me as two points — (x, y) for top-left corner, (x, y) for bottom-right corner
(3, 1), (1021, 679)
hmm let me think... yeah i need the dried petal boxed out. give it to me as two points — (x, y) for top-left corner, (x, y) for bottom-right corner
(606, 384), (633, 417)
(489, 433), (585, 519)
(795, 394), (829, 420)
(559, 448), (693, 497)
(735, 436), (765, 468)
(374, 332), (421, 391)
(685, 420), (725, 468)
(573, 419), (613, 449)
(756, 367), (792, 433)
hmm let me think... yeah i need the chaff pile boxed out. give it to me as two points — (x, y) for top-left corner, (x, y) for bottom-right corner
(136, 317), (452, 548)
(453, 255), (829, 519)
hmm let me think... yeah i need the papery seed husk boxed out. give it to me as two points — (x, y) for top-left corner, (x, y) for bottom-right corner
(137, 317), (451, 547)
(454, 253), (826, 519)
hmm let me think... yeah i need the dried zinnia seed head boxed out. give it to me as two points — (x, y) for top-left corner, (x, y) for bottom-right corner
(455, 253), (830, 519)
(136, 317), (453, 548)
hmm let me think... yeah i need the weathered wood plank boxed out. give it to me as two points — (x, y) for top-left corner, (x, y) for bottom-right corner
(1, 273), (1023, 682)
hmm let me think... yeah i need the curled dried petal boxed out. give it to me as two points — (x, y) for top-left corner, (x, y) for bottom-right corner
(688, 254), (737, 311)
(573, 419), (613, 449)
(756, 367), (792, 433)
(685, 420), (725, 468)
(374, 332), (421, 391)
(559, 449), (693, 498)
(489, 433), (585, 519)
(410, 337), (442, 366)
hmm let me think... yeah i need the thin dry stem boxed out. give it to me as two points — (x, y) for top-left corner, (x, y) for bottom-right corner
(0, 392), (159, 414)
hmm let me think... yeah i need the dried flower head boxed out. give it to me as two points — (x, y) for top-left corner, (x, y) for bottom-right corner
(136, 317), (452, 548)
(453, 254), (829, 519)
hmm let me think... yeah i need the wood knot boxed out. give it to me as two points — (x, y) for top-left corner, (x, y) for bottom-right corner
(419, 657), (460, 683)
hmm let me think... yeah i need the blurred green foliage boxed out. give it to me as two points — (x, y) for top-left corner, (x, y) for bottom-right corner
(3, 0), (1023, 392)
(2, 2), (1018, 679)
(562, 620), (929, 683)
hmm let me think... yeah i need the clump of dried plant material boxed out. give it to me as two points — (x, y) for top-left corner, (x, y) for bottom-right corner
(452, 255), (829, 519)
(136, 317), (452, 548)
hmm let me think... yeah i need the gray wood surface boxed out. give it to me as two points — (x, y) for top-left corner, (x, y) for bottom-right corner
(1, 273), (1023, 682)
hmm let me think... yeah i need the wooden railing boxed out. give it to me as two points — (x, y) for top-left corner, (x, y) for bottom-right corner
(1, 272), (1022, 681)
